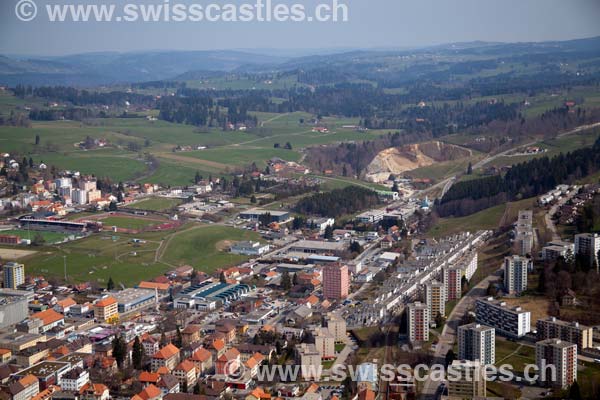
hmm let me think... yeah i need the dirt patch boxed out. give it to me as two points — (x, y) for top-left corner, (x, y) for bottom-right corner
(365, 141), (472, 182)
(0, 248), (38, 260)
(215, 240), (234, 252)
(502, 296), (551, 325)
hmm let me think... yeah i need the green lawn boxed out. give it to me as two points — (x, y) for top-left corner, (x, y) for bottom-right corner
(0, 229), (77, 244)
(428, 203), (507, 237)
(161, 225), (262, 272)
(129, 197), (184, 212)
(23, 230), (171, 287)
(100, 216), (162, 230)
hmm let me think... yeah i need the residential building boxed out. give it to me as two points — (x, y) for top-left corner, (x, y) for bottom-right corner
(60, 367), (89, 392)
(424, 280), (445, 319)
(542, 241), (574, 261)
(447, 360), (486, 399)
(322, 264), (349, 300)
(29, 309), (64, 333)
(0, 289), (30, 329)
(475, 297), (530, 338)
(407, 302), (429, 344)
(443, 266), (462, 301)
(536, 317), (593, 350)
(503, 255), (531, 295)
(324, 313), (347, 342)
(216, 348), (241, 375)
(3, 262), (25, 289)
(574, 233), (600, 269)
(173, 360), (197, 389)
(313, 327), (335, 359)
(458, 323), (495, 365)
(296, 343), (321, 381)
(8, 374), (39, 400)
(71, 188), (88, 205)
(151, 344), (181, 372)
(535, 339), (577, 389)
(93, 297), (119, 323)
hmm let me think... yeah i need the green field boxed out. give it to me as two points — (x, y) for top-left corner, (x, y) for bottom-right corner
(129, 197), (184, 212)
(428, 203), (507, 237)
(161, 225), (262, 272)
(100, 216), (162, 230)
(23, 230), (170, 287)
(0, 229), (78, 244)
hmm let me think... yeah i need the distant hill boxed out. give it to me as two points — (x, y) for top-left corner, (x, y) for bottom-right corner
(0, 50), (288, 87)
(1, 36), (599, 87)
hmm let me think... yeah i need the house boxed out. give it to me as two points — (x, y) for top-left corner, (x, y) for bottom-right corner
(246, 387), (271, 400)
(93, 297), (119, 323)
(140, 371), (161, 388)
(59, 367), (89, 392)
(173, 360), (197, 390)
(54, 298), (77, 314)
(151, 344), (181, 372)
(8, 374), (40, 400)
(30, 309), (64, 333)
(143, 336), (160, 357)
(216, 348), (241, 375)
(181, 325), (201, 345)
(82, 383), (110, 400)
(245, 352), (265, 378)
(134, 383), (163, 400)
(190, 348), (212, 374)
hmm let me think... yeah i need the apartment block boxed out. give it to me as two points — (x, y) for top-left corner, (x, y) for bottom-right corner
(458, 323), (495, 365)
(535, 339), (577, 389)
(503, 255), (531, 295)
(424, 280), (446, 319)
(475, 297), (530, 338)
(536, 317), (593, 350)
(407, 302), (429, 344)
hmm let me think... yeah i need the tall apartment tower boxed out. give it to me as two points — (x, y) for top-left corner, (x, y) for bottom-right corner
(458, 323), (496, 365)
(503, 255), (531, 295)
(574, 233), (600, 270)
(424, 280), (446, 320)
(407, 301), (430, 344)
(3, 262), (25, 289)
(444, 266), (462, 301)
(322, 264), (349, 300)
(535, 339), (577, 389)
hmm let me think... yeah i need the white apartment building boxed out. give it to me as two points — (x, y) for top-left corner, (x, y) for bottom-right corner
(475, 297), (530, 338)
(503, 255), (531, 295)
(458, 323), (495, 365)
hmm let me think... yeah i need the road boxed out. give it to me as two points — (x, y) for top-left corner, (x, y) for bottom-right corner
(420, 269), (502, 398)
(473, 122), (600, 171)
(544, 188), (579, 242)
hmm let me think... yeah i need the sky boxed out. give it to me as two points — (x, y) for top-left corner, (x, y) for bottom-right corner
(1, 0), (600, 56)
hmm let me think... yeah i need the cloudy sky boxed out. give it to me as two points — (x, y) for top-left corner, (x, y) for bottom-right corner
(1, 0), (600, 56)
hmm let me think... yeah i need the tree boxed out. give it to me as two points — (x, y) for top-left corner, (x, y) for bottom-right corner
(132, 336), (144, 370)
(349, 241), (363, 254)
(108, 201), (118, 212)
(445, 349), (456, 368)
(107, 276), (115, 291)
(284, 142), (293, 150)
(568, 381), (582, 400)
(32, 232), (46, 246)
(324, 225), (334, 239)
(219, 271), (227, 284)
(292, 273), (299, 286)
(435, 312), (444, 328)
(35, 134), (40, 145)
(250, 195), (257, 204)
(466, 161), (473, 175)
(193, 382), (201, 394)
(281, 271), (292, 290)
(112, 336), (127, 368)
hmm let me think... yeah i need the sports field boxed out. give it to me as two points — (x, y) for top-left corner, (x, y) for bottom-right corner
(129, 197), (184, 212)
